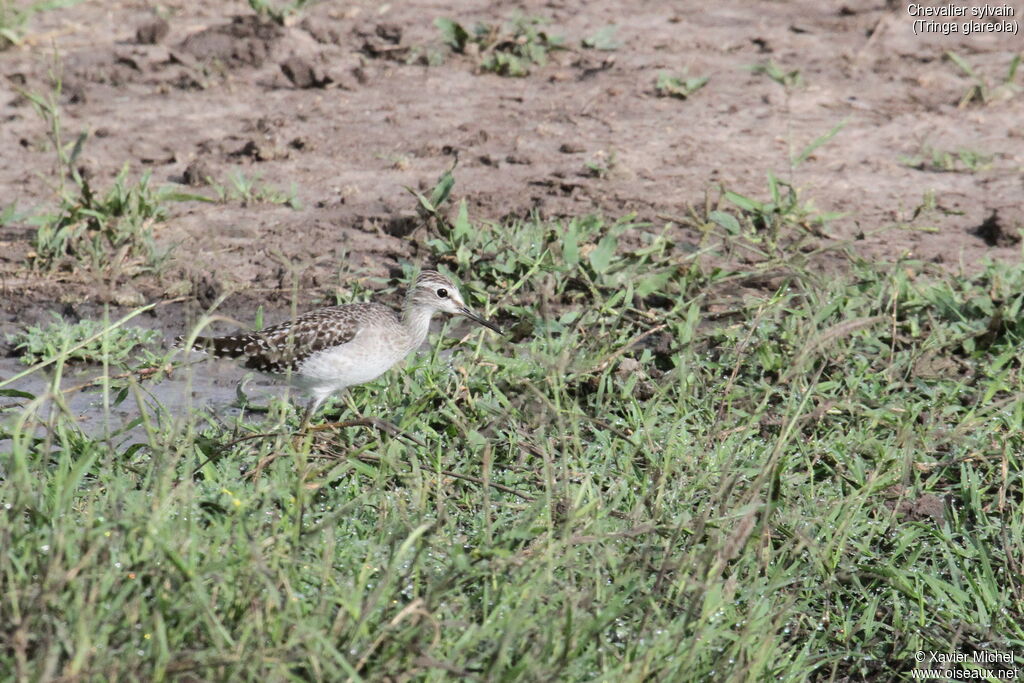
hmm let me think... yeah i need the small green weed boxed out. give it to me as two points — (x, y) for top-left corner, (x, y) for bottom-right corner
(210, 170), (302, 208)
(434, 17), (470, 51)
(405, 162), (456, 233)
(748, 59), (802, 88)
(18, 67), (81, 195)
(946, 51), (1021, 106)
(655, 71), (709, 99)
(706, 173), (843, 249)
(8, 313), (160, 366)
(247, 0), (318, 25)
(435, 15), (564, 76)
(30, 164), (172, 273)
(897, 189), (965, 232)
(20, 73), (176, 275)
(901, 144), (993, 173)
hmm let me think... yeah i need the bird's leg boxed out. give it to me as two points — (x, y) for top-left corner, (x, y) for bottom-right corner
(298, 394), (325, 432)
(306, 392), (357, 433)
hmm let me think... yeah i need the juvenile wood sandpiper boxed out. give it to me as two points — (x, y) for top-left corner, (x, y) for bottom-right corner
(185, 270), (501, 427)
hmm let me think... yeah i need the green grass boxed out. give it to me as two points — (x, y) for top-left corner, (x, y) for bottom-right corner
(7, 313), (160, 366)
(2, 205), (1023, 679)
(29, 163), (173, 274)
(704, 172), (844, 248)
(945, 51), (1021, 107)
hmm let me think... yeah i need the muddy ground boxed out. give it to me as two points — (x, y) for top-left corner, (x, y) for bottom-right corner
(0, 0), (1022, 343)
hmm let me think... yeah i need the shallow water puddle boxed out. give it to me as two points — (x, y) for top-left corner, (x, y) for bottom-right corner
(0, 356), (284, 441)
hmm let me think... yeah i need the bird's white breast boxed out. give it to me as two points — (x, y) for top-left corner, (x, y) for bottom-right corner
(295, 326), (408, 393)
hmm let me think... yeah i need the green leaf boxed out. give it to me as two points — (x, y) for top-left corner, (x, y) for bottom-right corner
(120, 442), (147, 459)
(636, 270), (673, 298)
(605, 284), (630, 310)
(0, 388), (35, 400)
(405, 186), (435, 215)
(435, 18), (469, 52)
(453, 199), (471, 240)
(0, 28), (21, 46)
(67, 131), (88, 168)
(429, 169), (455, 210)
(724, 191), (762, 213)
(792, 118), (847, 167)
(677, 301), (701, 345)
(1005, 53), (1021, 83)
(708, 210), (740, 233)
(589, 233), (618, 274)
(111, 416), (145, 439)
(563, 226), (579, 267)
(945, 51), (977, 80)
(160, 191), (217, 204)
(60, 448), (99, 502)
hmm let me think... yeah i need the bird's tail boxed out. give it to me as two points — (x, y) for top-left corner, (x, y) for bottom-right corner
(175, 333), (256, 359)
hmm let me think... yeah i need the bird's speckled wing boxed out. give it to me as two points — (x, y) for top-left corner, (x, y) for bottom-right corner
(194, 303), (397, 374)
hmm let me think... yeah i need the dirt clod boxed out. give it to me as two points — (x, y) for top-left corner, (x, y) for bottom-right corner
(375, 23), (402, 44)
(234, 138), (287, 162)
(62, 81), (87, 104)
(973, 211), (1019, 248)
(178, 15), (283, 69)
(358, 22), (408, 60)
(193, 273), (222, 309)
(136, 17), (170, 45)
(616, 358), (641, 379)
(384, 213), (419, 238)
(280, 56), (331, 89)
(896, 494), (946, 524)
(299, 18), (340, 45)
(182, 159), (215, 187)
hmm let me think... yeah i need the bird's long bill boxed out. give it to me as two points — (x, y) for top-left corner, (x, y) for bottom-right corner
(458, 306), (502, 334)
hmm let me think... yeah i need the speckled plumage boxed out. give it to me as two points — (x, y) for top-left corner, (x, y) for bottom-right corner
(187, 270), (500, 422)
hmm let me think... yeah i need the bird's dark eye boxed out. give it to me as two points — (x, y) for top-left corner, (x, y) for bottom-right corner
(437, 288), (448, 298)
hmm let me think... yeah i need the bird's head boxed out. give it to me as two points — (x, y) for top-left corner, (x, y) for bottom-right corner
(409, 270), (502, 334)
